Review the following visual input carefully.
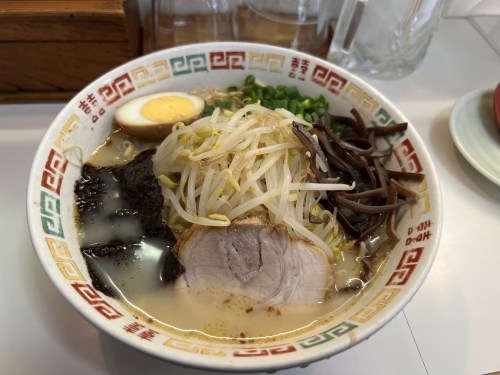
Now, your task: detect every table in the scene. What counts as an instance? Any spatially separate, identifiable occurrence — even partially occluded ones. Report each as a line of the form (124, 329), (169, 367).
(1, 18), (499, 375)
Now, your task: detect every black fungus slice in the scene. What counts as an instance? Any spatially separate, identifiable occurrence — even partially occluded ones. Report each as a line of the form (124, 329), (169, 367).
(300, 109), (423, 241)
(292, 109), (425, 283)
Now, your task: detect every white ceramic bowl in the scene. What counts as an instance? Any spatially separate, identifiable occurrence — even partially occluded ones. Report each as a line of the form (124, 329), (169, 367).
(27, 42), (441, 372)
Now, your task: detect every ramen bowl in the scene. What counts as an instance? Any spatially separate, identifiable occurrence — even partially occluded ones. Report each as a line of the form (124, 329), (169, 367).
(27, 42), (441, 372)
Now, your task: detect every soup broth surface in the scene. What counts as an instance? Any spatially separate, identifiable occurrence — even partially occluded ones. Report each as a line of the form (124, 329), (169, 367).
(80, 128), (382, 344)
(85, 239), (360, 343)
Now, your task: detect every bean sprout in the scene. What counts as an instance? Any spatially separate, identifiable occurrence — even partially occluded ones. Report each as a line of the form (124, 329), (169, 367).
(153, 104), (355, 258)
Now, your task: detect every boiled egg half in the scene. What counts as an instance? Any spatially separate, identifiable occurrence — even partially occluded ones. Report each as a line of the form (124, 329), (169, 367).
(115, 92), (205, 140)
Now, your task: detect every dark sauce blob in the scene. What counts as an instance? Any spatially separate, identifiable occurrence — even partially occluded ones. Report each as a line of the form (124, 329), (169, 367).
(74, 149), (184, 297)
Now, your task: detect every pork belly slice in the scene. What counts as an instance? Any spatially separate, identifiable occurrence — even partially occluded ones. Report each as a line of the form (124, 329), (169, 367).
(173, 217), (334, 306)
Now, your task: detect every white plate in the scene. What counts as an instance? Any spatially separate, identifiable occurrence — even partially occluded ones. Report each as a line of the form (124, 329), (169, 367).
(450, 88), (500, 186)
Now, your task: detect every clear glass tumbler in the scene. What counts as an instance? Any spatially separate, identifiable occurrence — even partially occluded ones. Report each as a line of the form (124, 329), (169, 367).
(151, 0), (238, 51)
(327, 0), (448, 79)
(240, 0), (336, 57)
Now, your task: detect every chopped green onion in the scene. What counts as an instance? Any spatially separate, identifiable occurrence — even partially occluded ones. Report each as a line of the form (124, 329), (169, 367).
(264, 86), (277, 97)
(275, 91), (287, 100)
(203, 104), (215, 116)
(314, 107), (326, 116)
(285, 86), (300, 99)
(330, 122), (345, 133)
(235, 76), (329, 120)
(272, 98), (289, 109)
(296, 103), (305, 116)
(214, 100), (232, 110)
(255, 88), (264, 100)
(245, 74), (256, 85)
(288, 99), (298, 114)
(243, 87), (253, 97)
(261, 99), (272, 108)
(301, 98), (313, 109)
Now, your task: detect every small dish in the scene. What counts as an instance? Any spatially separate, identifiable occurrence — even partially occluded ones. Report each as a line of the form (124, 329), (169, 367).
(450, 88), (500, 186)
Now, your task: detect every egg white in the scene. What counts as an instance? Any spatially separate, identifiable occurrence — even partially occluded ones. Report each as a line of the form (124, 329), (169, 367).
(115, 92), (205, 140)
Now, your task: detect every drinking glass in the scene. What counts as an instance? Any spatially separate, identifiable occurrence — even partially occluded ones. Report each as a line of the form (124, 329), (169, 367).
(327, 0), (448, 79)
(240, 0), (336, 57)
(151, 0), (238, 51)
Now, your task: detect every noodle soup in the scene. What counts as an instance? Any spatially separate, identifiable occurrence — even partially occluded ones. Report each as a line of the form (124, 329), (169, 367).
(29, 42), (440, 371)
(75, 79), (419, 344)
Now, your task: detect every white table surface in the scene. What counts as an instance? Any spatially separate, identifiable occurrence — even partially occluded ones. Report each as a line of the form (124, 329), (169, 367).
(1, 19), (499, 375)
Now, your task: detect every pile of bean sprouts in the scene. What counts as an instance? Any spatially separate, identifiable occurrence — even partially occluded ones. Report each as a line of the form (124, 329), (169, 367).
(152, 104), (355, 258)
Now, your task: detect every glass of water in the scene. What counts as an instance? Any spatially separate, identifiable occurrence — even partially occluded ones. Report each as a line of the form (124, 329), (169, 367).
(151, 0), (238, 51)
(327, 0), (448, 79)
(240, 0), (336, 57)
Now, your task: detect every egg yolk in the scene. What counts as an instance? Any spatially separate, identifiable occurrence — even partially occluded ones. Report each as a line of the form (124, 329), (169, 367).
(141, 96), (194, 122)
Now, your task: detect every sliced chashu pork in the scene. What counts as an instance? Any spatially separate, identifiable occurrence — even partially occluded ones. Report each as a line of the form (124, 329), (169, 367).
(173, 217), (334, 306)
